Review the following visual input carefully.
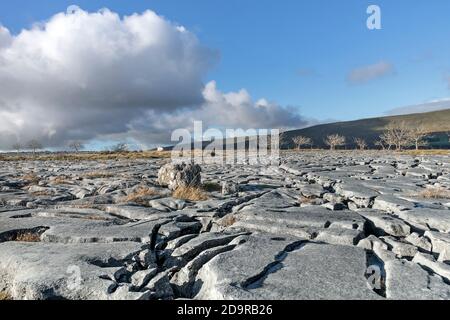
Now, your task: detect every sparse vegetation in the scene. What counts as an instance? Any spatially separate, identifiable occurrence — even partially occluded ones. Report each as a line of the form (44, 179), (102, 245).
(68, 141), (84, 153)
(15, 232), (42, 242)
(324, 134), (346, 150)
(292, 136), (313, 150)
(0, 151), (171, 162)
(21, 172), (41, 185)
(27, 140), (43, 156)
(354, 138), (367, 150)
(172, 185), (208, 201)
(83, 171), (114, 179)
(0, 291), (12, 300)
(218, 214), (238, 227)
(416, 187), (450, 199)
(122, 186), (162, 205)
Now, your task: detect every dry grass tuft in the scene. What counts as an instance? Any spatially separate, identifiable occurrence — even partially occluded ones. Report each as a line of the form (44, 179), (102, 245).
(51, 176), (71, 185)
(122, 186), (162, 205)
(21, 173), (40, 185)
(172, 185), (209, 201)
(299, 195), (318, 204)
(0, 291), (12, 300)
(83, 171), (114, 179)
(15, 232), (42, 242)
(417, 187), (450, 199)
(402, 149), (450, 156)
(218, 215), (238, 227)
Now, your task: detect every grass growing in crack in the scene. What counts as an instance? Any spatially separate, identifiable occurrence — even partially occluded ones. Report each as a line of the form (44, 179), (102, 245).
(218, 215), (238, 227)
(21, 173), (40, 185)
(172, 186), (208, 201)
(416, 187), (450, 199)
(122, 186), (162, 205)
(0, 291), (12, 300)
(51, 176), (71, 185)
(83, 171), (114, 179)
(14, 232), (42, 242)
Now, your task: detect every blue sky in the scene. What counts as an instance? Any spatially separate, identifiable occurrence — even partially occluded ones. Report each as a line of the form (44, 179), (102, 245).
(0, 0), (449, 131)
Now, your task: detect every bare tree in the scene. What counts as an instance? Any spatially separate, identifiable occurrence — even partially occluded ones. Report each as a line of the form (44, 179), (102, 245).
(375, 139), (389, 151)
(379, 121), (416, 151)
(324, 134), (346, 150)
(354, 138), (367, 150)
(406, 125), (428, 150)
(292, 136), (312, 150)
(27, 140), (43, 156)
(12, 143), (22, 154)
(112, 142), (128, 152)
(68, 141), (84, 153)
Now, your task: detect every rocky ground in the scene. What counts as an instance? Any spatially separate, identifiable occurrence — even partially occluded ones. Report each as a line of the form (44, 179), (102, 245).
(1, 151), (450, 300)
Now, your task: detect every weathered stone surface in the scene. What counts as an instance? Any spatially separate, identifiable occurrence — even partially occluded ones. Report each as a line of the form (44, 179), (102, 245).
(358, 210), (411, 237)
(385, 259), (450, 300)
(195, 234), (381, 300)
(1, 152), (450, 300)
(158, 163), (202, 191)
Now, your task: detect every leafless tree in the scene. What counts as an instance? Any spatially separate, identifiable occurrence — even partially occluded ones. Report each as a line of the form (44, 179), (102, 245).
(324, 134), (346, 150)
(406, 125), (428, 150)
(11, 143), (22, 154)
(379, 121), (412, 151)
(292, 136), (312, 150)
(68, 141), (84, 153)
(375, 139), (389, 151)
(27, 140), (43, 156)
(354, 138), (367, 150)
(112, 142), (128, 152)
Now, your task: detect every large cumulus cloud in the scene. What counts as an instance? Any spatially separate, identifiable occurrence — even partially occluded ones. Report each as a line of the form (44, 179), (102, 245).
(0, 7), (306, 150)
(126, 81), (308, 146)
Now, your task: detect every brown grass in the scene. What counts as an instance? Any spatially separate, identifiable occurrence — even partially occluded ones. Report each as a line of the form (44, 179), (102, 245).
(83, 171), (114, 179)
(15, 232), (42, 242)
(416, 187), (450, 199)
(172, 186), (209, 201)
(299, 195), (318, 204)
(0, 151), (171, 162)
(122, 186), (162, 205)
(21, 173), (40, 185)
(51, 176), (71, 185)
(218, 215), (238, 227)
(0, 291), (12, 300)
(402, 149), (450, 156)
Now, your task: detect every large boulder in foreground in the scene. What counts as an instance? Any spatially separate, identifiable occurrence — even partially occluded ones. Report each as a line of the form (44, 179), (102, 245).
(158, 163), (202, 191)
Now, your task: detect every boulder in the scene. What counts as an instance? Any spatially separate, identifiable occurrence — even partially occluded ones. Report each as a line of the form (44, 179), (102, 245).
(157, 163), (202, 191)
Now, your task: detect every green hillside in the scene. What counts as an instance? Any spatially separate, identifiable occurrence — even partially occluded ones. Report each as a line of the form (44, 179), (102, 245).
(283, 109), (450, 149)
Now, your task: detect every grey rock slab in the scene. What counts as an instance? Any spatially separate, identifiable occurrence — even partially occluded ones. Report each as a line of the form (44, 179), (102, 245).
(105, 205), (178, 221)
(380, 236), (418, 258)
(195, 234), (381, 300)
(0, 241), (143, 300)
(424, 231), (450, 254)
(405, 232), (432, 252)
(384, 259), (450, 300)
(413, 252), (450, 282)
(41, 219), (165, 244)
(358, 210), (411, 237)
(397, 208), (450, 233)
(372, 195), (414, 213)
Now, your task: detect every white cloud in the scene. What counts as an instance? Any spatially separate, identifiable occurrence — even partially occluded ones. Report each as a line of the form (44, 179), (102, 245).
(125, 81), (309, 146)
(386, 98), (450, 116)
(0, 8), (216, 149)
(0, 8), (308, 150)
(347, 61), (394, 85)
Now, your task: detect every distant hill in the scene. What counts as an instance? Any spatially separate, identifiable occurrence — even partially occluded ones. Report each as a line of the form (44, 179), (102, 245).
(283, 109), (450, 149)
